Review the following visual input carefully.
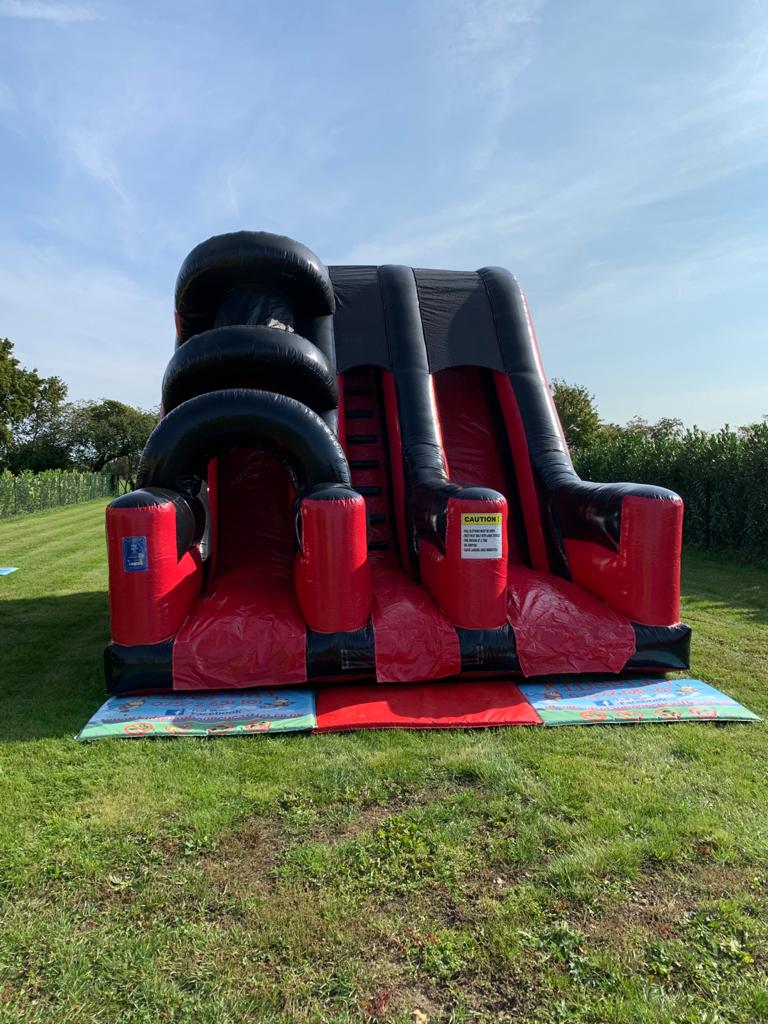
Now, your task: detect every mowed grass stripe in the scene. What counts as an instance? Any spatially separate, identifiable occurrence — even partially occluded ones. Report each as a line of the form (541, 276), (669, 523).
(0, 501), (110, 580)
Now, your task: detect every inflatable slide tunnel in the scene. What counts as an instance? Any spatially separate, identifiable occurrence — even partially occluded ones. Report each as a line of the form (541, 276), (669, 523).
(105, 232), (690, 694)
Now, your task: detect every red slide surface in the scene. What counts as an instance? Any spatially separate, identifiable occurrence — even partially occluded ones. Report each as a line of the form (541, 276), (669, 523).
(343, 367), (461, 683)
(433, 365), (637, 676)
(173, 449), (307, 689)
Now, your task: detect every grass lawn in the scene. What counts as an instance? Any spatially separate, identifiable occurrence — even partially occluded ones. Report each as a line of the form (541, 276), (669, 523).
(0, 499), (766, 1023)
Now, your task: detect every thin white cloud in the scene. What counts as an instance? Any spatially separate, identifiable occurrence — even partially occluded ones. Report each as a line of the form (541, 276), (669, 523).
(439, 0), (544, 64)
(429, 0), (545, 168)
(0, 81), (17, 112)
(544, 230), (768, 330)
(65, 126), (129, 202)
(344, 6), (768, 270)
(0, 0), (96, 22)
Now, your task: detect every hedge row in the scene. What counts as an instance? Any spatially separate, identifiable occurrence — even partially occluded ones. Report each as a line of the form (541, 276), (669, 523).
(0, 470), (116, 519)
(573, 421), (768, 557)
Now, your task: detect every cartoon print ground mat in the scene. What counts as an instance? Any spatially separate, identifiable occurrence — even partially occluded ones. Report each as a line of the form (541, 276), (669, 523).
(78, 678), (759, 739)
(77, 690), (317, 740)
(518, 678), (760, 726)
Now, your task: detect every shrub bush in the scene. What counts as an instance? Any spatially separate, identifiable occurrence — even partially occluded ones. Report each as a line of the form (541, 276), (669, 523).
(573, 421), (768, 557)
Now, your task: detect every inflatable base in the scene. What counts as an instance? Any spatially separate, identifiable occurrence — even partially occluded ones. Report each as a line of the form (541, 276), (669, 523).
(105, 230), (693, 706)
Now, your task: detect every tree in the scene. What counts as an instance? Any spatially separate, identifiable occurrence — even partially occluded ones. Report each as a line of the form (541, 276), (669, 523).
(0, 338), (45, 460)
(624, 415), (685, 440)
(5, 374), (70, 472)
(551, 378), (602, 450)
(66, 400), (157, 490)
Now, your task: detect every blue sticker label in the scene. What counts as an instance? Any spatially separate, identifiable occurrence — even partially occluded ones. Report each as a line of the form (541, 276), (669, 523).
(122, 536), (148, 573)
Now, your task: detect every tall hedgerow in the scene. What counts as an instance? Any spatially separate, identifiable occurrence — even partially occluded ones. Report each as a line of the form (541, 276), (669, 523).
(0, 469), (115, 519)
(574, 420), (768, 557)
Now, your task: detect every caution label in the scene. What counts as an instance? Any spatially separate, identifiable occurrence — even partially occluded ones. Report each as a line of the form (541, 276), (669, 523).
(460, 512), (503, 559)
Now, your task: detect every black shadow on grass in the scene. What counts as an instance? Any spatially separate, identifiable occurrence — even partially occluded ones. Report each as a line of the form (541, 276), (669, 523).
(0, 591), (109, 741)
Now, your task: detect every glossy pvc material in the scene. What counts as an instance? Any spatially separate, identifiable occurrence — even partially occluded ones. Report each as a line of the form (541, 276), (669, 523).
(105, 639), (173, 695)
(175, 231), (335, 343)
(315, 681), (542, 731)
(107, 230), (690, 695)
(172, 448), (307, 689)
(162, 325), (338, 415)
(380, 370), (413, 570)
(138, 388), (350, 498)
(106, 499), (202, 646)
(420, 494), (508, 628)
(172, 569), (307, 689)
(377, 266), (505, 558)
(433, 366), (529, 564)
(493, 372), (551, 572)
(564, 494), (683, 625)
(294, 488), (372, 632)
(506, 565), (636, 676)
(370, 559), (461, 682)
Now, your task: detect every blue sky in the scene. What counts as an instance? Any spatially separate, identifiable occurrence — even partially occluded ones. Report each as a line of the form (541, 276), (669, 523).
(0, 0), (766, 428)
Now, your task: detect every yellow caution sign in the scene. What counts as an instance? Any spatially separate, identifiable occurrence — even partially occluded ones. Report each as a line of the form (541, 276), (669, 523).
(460, 512), (503, 558)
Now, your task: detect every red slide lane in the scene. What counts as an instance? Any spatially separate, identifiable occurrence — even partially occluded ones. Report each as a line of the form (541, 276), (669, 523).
(173, 449), (307, 689)
(432, 367), (637, 676)
(343, 367), (461, 682)
(433, 366), (528, 565)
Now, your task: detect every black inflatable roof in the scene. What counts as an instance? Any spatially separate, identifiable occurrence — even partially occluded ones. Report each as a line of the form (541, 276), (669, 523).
(329, 266), (506, 374)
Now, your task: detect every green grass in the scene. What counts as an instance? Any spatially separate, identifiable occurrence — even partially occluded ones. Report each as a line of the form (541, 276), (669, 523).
(0, 500), (766, 1023)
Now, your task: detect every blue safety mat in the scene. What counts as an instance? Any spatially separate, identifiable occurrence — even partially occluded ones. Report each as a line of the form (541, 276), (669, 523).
(519, 677), (760, 726)
(77, 689), (317, 740)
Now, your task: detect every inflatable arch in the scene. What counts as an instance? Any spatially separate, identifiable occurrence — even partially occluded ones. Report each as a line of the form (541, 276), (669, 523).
(105, 231), (690, 694)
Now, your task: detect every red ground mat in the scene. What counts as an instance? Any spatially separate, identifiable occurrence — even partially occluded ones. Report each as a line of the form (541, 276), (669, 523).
(315, 680), (542, 731)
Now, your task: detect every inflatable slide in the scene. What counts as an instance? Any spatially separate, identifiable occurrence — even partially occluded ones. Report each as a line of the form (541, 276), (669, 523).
(105, 232), (690, 696)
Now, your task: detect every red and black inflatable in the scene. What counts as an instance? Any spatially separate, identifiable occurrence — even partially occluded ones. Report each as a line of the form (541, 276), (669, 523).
(105, 231), (689, 695)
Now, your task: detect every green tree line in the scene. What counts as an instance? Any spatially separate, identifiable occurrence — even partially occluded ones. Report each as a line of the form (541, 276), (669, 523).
(552, 380), (768, 558)
(0, 337), (156, 491)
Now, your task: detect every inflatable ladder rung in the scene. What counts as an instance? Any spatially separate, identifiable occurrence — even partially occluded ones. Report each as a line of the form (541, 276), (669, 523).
(369, 513), (386, 524)
(351, 459), (380, 469)
(347, 409), (374, 419)
(357, 485), (383, 496)
(368, 539), (390, 551)
(344, 384), (373, 396)
(347, 434), (377, 445)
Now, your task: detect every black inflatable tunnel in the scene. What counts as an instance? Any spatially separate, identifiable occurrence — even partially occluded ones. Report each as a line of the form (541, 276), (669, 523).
(174, 231), (336, 344)
(161, 325), (338, 416)
(138, 388), (352, 501)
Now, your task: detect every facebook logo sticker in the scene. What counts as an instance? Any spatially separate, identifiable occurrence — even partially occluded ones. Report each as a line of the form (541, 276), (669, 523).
(122, 536), (148, 572)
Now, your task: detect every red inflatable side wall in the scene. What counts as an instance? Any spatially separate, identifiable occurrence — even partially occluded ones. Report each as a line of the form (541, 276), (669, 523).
(420, 494), (508, 628)
(294, 493), (372, 632)
(564, 494), (683, 625)
(106, 501), (202, 646)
